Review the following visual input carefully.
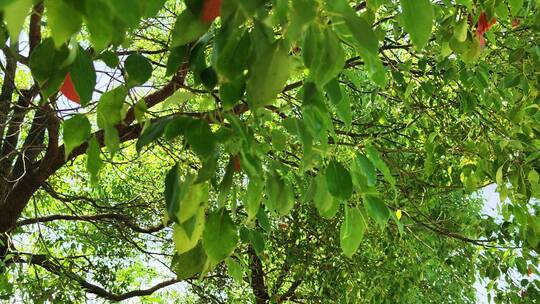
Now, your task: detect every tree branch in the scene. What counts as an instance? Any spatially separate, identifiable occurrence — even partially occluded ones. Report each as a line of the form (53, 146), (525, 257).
(7, 253), (180, 302)
(248, 245), (269, 304)
(15, 213), (165, 234)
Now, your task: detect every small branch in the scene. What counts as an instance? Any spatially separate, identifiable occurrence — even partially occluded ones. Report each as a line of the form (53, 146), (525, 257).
(7, 253), (179, 302)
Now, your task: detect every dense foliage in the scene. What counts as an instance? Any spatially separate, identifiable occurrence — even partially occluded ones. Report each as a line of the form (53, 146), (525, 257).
(0, 0), (539, 303)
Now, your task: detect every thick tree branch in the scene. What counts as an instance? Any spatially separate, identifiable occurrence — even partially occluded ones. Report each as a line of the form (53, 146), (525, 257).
(248, 245), (269, 304)
(29, 1), (44, 53)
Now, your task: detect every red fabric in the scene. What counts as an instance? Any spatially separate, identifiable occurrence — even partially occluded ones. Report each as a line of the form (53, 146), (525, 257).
(476, 12), (496, 47)
(201, 0), (221, 23)
(60, 73), (80, 104)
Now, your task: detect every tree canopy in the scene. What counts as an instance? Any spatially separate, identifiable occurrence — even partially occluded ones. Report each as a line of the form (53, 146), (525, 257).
(0, 0), (539, 303)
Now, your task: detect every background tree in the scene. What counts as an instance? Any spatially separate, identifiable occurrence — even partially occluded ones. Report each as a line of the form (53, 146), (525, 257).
(0, 0), (538, 303)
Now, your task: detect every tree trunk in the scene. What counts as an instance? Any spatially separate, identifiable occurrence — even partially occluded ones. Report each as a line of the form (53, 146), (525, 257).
(248, 246), (269, 304)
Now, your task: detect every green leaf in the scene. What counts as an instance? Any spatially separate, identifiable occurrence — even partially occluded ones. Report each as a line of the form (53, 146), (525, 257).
(2, 0), (32, 43)
(136, 118), (171, 153)
(97, 86), (127, 153)
(195, 153), (219, 184)
(303, 25), (345, 88)
(214, 27), (252, 80)
(84, 0), (113, 51)
(165, 164), (183, 223)
(200, 67), (218, 90)
(351, 152), (377, 188)
(172, 243), (207, 280)
(166, 45), (187, 77)
(286, 0), (317, 40)
(185, 119), (216, 160)
(319, 198), (340, 219)
(340, 205), (366, 258)
(62, 115), (91, 157)
(456, 0), (472, 10)
(226, 257), (243, 283)
(363, 194), (390, 227)
(312, 174), (334, 214)
(202, 209), (239, 263)
(247, 40), (291, 108)
(313, 174), (336, 216)
(346, 11), (381, 53)
(365, 144), (395, 188)
(45, 0), (82, 46)
(143, 0), (167, 17)
(70, 47), (96, 106)
(29, 38), (69, 98)
(134, 99), (147, 124)
(220, 76), (246, 109)
(509, 0), (524, 15)
(328, 1), (378, 56)
(125, 54), (152, 86)
(86, 136), (102, 184)
(245, 178), (263, 222)
(248, 229), (265, 256)
(98, 50), (119, 68)
(454, 19), (468, 43)
(97, 86), (127, 130)
(325, 160), (353, 200)
(400, 0), (433, 50)
(170, 9), (210, 47)
(265, 170), (295, 216)
(325, 79), (352, 129)
(106, 0), (142, 28)
(103, 126), (120, 154)
(176, 182), (207, 224)
(173, 206), (205, 253)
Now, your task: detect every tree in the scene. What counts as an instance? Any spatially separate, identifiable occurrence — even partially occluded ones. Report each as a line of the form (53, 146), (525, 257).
(0, 0), (539, 302)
